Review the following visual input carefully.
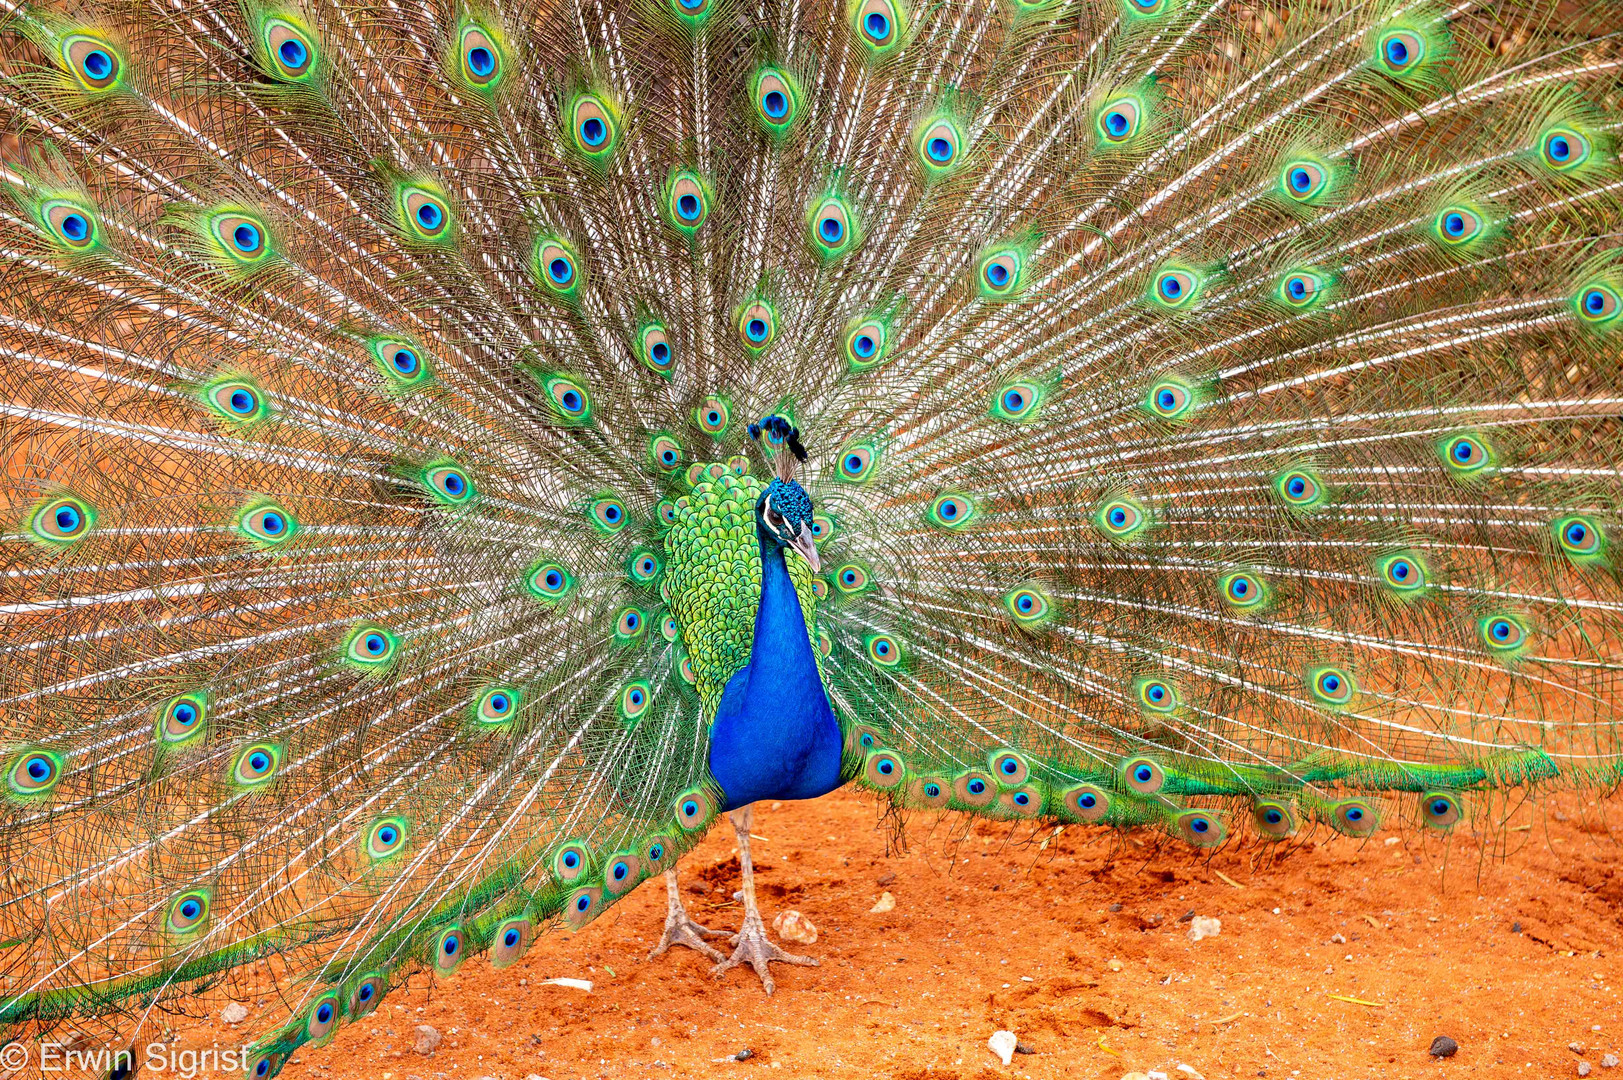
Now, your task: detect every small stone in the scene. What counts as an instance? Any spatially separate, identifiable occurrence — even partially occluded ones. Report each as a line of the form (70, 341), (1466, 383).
(220, 1002), (249, 1024)
(1108, 903), (1123, 912)
(1512, 922), (1523, 933)
(772, 910), (818, 945)
(988, 1030), (1018, 1066)
(1015, 1041), (1036, 1055)
(1428, 1035), (1459, 1058)
(734, 1049), (753, 1061)
(869, 891), (896, 914)
(1177, 910), (1196, 923)
(1187, 915), (1221, 942)
(1108, 958), (1124, 972)
(877, 872), (896, 886)
(1575, 1044), (1589, 1055)
(413, 1024), (442, 1056)
(1579, 1064), (1592, 1077)
(1603, 1053), (1619, 1068)
(1331, 933), (1346, 944)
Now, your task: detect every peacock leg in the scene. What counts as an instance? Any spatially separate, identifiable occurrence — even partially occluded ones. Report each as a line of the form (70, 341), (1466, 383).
(646, 870), (729, 963)
(712, 804), (817, 994)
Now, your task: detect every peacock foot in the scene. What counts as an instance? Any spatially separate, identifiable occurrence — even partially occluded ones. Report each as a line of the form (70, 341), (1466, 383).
(647, 870), (729, 964)
(648, 907), (728, 963)
(712, 907), (817, 994)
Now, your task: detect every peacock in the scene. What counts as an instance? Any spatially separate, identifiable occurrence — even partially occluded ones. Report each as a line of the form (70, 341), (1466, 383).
(1, 0), (1620, 1070)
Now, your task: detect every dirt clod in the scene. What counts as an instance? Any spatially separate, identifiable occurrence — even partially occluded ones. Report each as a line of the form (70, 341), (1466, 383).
(1429, 1035), (1459, 1058)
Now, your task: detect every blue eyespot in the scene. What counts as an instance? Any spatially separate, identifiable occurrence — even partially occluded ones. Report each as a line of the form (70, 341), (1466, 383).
(416, 202), (442, 230)
(83, 49), (113, 80)
(467, 46), (495, 76)
(1391, 560), (1410, 580)
(986, 262), (1010, 287)
(581, 117), (606, 146)
(548, 258), (573, 285)
(1190, 817), (1210, 834)
(54, 505), (81, 533)
(1104, 111), (1129, 137)
(649, 843), (664, 859)
(378, 826), (398, 844)
(683, 799), (698, 817)
(819, 216), (844, 243)
(1265, 809), (1282, 824)
(967, 778), (986, 795)
(1134, 764), (1153, 783)
(924, 782), (941, 798)
(613, 861), (629, 881)
(358, 984), (374, 1002)
(180, 899), (200, 919)
(280, 38), (307, 68)
(316, 1002), (333, 1023)
(853, 333), (876, 358)
(172, 703), (198, 726)
(364, 633), (385, 654)
(878, 758), (895, 775)
(60, 213), (88, 241)
(1345, 806), (1364, 822)
(250, 752), (269, 771)
(763, 90), (787, 118)
(1385, 38), (1407, 65)
(677, 193), (700, 220)
(443, 937), (458, 955)
(563, 850), (580, 868)
(865, 11), (889, 37)
(1290, 167), (1312, 193)
(928, 137), (952, 162)
(232, 223), (260, 252)
(391, 348), (418, 374)
(575, 894), (591, 912)
(747, 318), (768, 342)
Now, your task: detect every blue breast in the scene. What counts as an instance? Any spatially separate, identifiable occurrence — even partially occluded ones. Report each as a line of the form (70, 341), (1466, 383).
(706, 538), (844, 810)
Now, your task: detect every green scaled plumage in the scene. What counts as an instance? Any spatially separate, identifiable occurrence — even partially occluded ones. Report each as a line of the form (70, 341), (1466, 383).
(1, 0), (1621, 1069)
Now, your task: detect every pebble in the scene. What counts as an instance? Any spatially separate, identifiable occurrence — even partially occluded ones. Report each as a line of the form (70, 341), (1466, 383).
(220, 1002), (248, 1024)
(877, 872), (896, 886)
(869, 891), (896, 914)
(1579, 1064), (1592, 1077)
(1177, 910), (1196, 923)
(1428, 1035), (1459, 1059)
(1108, 903), (1123, 912)
(988, 1030), (1018, 1066)
(1603, 1053), (1619, 1068)
(734, 1049), (753, 1061)
(1573, 1043), (1588, 1055)
(1331, 933), (1346, 944)
(772, 910), (818, 944)
(1186, 916), (1221, 943)
(413, 1024), (442, 1056)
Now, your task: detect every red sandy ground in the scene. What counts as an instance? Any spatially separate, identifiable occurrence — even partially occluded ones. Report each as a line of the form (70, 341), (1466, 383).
(254, 787), (1619, 1080)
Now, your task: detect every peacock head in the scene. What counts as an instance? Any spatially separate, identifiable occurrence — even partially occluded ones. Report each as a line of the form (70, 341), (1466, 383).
(750, 415), (820, 573)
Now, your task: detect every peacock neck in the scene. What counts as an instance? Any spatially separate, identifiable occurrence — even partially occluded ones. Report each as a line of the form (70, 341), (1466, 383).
(703, 524), (844, 810)
(748, 528), (822, 695)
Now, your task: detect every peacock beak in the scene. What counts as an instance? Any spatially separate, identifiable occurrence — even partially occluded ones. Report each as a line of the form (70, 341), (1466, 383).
(786, 527), (821, 573)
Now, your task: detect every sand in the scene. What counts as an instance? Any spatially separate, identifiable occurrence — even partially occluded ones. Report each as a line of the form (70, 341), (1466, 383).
(248, 786), (1621, 1079)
